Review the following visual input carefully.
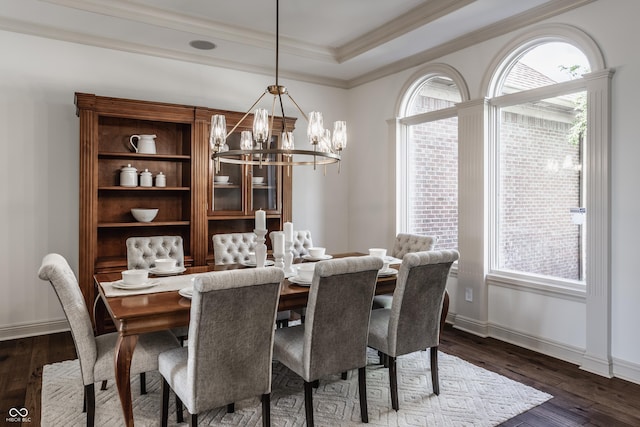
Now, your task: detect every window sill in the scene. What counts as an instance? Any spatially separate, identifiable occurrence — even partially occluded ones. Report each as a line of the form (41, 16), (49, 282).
(486, 271), (586, 302)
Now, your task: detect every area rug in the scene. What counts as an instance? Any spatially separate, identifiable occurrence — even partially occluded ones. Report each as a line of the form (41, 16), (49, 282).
(41, 349), (551, 426)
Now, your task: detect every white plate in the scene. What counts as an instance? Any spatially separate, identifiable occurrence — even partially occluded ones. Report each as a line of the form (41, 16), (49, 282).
(288, 276), (312, 286)
(302, 254), (333, 261)
(178, 287), (193, 299)
(149, 266), (186, 276)
(377, 268), (399, 277)
(112, 280), (159, 290)
(241, 260), (275, 267)
(384, 256), (402, 264)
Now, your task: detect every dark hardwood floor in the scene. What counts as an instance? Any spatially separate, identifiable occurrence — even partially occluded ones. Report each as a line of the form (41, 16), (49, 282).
(1, 326), (639, 426)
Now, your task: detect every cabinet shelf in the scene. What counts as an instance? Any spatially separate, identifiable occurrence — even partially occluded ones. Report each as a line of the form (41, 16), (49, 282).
(98, 221), (190, 228)
(98, 186), (190, 191)
(98, 152), (190, 161)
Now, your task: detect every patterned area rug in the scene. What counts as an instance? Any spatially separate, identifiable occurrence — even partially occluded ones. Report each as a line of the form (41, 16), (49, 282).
(41, 349), (551, 426)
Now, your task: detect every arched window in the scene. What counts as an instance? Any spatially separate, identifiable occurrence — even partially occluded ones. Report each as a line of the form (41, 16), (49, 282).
(484, 24), (609, 291)
(397, 65), (468, 249)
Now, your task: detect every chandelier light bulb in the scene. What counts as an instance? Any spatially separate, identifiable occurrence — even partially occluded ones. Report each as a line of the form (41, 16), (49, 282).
(240, 130), (253, 150)
(253, 108), (269, 143)
(332, 121), (347, 151)
(210, 114), (226, 151)
(307, 111), (324, 145)
(281, 131), (295, 150)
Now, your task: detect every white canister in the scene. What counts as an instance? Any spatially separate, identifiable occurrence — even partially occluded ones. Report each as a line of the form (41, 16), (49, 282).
(120, 164), (138, 187)
(155, 172), (166, 187)
(139, 169), (153, 187)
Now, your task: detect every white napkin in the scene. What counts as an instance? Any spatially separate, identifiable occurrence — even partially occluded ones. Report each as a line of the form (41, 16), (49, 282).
(102, 273), (203, 297)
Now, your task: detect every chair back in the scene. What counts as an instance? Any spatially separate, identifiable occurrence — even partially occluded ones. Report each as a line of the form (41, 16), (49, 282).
(126, 236), (184, 269)
(188, 268), (283, 409)
(212, 232), (257, 264)
(389, 250), (458, 356)
(292, 230), (313, 257)
(391, 233), (438, 259)
(38, 253), (97, 385)
(303, 256), (383, 380)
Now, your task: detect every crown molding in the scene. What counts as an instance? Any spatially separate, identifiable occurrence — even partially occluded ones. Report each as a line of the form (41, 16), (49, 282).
(42, 0), (335, 62)
(335, 0), (475, 63)
(346, 0), (596, 88)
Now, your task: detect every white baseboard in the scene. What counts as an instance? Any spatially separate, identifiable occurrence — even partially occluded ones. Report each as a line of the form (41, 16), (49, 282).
(0, 318), (69, 341)
(612, 356), (640, 385)
(451, 314), (489, 337)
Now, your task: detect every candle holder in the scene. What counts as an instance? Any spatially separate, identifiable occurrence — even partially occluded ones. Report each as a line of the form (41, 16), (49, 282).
(284, 240), (296, 276)
(273, 245), (284, 270)
(254, 228), (268, 268)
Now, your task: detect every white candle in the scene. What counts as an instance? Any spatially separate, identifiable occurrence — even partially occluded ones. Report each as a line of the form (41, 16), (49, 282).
(284, 222), (293, 242)
(273, 231), (285, 255)
(255, 209), (266, 230)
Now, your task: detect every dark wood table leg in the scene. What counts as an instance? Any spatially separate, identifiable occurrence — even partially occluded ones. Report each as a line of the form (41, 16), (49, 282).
(440, 290), (450, 335)
(114, 334), (138, 427)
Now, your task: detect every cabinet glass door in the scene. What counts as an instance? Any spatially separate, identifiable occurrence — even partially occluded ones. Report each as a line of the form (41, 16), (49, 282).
(251, 136), (279, 212)
(212, 133), (243, 212)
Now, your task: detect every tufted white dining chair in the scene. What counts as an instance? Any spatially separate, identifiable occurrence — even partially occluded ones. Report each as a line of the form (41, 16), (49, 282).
(212, 232), (257, 265)
(159, 267), (283, 427)
(273, 256), (383, 427)
(126, 235), (185, 269)
(368, 249), (458, 410)
(126, 236), (188, 344)
(372, 233), (438, 309)
(38, 253), (181, 427)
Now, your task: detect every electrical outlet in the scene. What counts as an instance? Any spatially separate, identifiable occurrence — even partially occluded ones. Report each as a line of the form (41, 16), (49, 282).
(465, 288), (473, 302)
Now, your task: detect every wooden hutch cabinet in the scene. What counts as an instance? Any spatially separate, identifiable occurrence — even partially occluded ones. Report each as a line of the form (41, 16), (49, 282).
(76, 93), (293, 313)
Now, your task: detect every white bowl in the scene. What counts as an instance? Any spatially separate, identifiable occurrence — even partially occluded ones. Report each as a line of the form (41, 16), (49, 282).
(368, 248), (387, 259)
(131, 208), (158, 222)
(121, 269), (148, 285)
(252, 176), (264, 185)
(308, 247), (326, 258)
(154, 258), (177, 271)
(214, 175), (229, 183)
(295, 263), (316, 282)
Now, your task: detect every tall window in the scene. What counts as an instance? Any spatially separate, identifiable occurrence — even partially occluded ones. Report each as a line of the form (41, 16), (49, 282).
(491, 42), (590, 283)
(399, 73), (463, 250)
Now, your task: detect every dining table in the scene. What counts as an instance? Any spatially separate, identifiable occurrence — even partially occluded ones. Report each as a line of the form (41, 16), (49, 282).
(93, 252), (448, 426)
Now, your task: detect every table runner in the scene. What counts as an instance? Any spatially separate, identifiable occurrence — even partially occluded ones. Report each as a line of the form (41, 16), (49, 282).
(101, 272), (206, 297)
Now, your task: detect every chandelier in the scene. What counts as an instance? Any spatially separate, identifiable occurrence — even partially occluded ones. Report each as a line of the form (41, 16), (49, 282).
(209, 0), (346, 169)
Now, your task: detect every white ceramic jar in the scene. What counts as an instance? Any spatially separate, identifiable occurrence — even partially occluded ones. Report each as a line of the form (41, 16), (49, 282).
(155, 171), (166, 187)
(120, 164), (138, 187)
(139, 169), (153, 187)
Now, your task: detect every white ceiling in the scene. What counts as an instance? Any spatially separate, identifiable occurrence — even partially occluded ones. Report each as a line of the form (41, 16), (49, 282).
(0, 0), (595, 88)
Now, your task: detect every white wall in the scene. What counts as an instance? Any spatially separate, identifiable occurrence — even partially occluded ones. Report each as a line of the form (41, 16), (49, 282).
(0, 30), (349, 338)
(348, 0), (640, 383)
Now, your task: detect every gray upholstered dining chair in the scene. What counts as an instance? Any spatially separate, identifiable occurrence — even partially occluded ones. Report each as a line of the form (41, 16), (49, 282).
(158, 267), (284, 427)
(126, 235), (185, 269)
(38, 253), (181, 427)
(372, 233), (438, 309)
(367, 249), (458, 410)
(272, 256), (383, 427)
(215, 231), (290, 328)
(126, 236), (188, 343)
(212, 232), (257, 265)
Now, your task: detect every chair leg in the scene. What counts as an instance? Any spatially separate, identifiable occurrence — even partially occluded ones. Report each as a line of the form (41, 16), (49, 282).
(84, 384), (95, 427)
(140, 372), (147, 395)
(176, 394), (184, 423)
(358, 367), (369, 423)
(389, 356), (399, 411)
(304, 381), (315, 427)
(341, 371), (348, 380)
(312, 379), (319, 388)
(227, 403), (235, 413)
(100, 380), (108, 390)
(430, 346), (440, 395)
(160, 378), (169, 427)
(261, 393), (271, 427)
(188, 413), (198, 427)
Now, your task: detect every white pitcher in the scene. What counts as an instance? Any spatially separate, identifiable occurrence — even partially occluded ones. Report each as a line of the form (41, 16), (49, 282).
(129, 134), (157, 154)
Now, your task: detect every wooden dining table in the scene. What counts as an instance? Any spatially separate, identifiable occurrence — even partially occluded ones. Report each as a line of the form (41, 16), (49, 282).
(93, 252), (448, 426)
